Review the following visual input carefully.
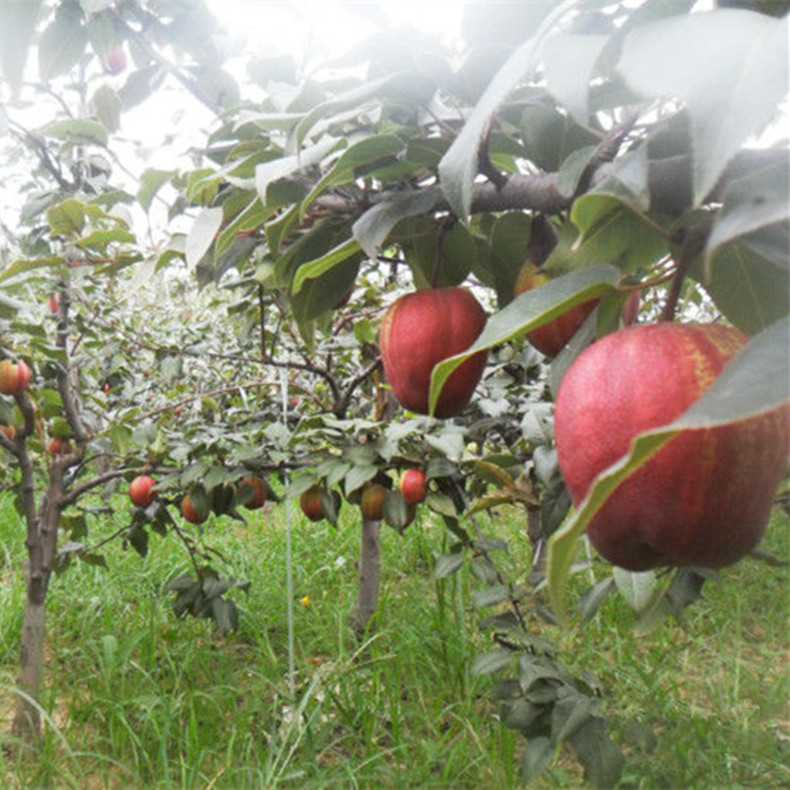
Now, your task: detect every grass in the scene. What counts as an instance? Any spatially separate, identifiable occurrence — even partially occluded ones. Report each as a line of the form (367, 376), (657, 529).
(0, 491), (788, 788)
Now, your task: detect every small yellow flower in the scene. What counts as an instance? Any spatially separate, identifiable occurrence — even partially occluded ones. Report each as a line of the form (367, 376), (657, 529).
(299, 595), (309, 607)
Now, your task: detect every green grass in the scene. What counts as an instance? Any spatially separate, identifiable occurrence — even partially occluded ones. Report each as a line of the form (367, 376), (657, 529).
(0, 492), (788, 788)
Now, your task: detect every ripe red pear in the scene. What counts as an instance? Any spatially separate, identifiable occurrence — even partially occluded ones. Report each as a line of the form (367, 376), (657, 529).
(380, 287), (488, 418)
(0, 359), (32, 395)
(48, 437), (72, 455)
(106, 45), (127, 75)
(514, 263), (599, 357)
(181, 494), (207, 525)
(239, 476), (267, 510)
(400, 468), (427, 505)
(1, 424), (16, 441)
(129, 475), (157, 508)
(299, 485), (325, 522)
(555, 322), (790, 571)
(360, 483), (388, 521)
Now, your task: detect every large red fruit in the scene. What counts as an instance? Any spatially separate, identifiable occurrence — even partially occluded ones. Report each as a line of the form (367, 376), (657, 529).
(380, 287), (487, 418)
(129, 475), (157, 508)
(299, 486), (325, 522)
(0, 359), (32, 395)
(239, 476), (267, 510)
(555, 322), (790, 571)
(360, 483), (387, 521)
(181, 494), (207, 525)
(400, 468), (427, 505)
(514, 263), (599, 357)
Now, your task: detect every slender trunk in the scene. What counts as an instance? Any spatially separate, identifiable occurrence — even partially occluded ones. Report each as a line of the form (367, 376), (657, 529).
(352, 518), (381, 635)
(12, 465), (63, 743)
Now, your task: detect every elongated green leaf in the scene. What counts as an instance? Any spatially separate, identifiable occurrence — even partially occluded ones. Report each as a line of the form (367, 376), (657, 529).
(290, 72), (435, 152)
(299, 135), (404, 219)
(352, 187), (441, 258)
(429, 264), (620, 416)
(186, 207), (223, 269)
(40, 118), (108, 146)
(291, 237), (360, 296)
(38, 0), (86, 81)
(0, 0), (42, 95)
(438, 0), (576, 220)
(541, 33), (608, 126)
(613, 568), (657, 614)
(619, 9), (789, 204)
(255, 136), (343, 205)
(547, 316), (790, 619)
(705, 162), (789, 271)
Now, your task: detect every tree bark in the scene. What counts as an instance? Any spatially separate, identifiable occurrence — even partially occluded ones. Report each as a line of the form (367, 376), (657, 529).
(352, 518), (381, 635)
(12, 466), (63, 743)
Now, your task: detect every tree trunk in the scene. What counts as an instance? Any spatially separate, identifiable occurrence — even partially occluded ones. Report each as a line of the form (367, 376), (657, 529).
(352, 518), (380, 635)
(12, 470), (62, 744)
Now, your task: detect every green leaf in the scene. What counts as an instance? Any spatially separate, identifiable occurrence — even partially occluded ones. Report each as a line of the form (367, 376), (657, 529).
(471, 649), (515, 676)
(429, 264), (620, 416)
(472, 585), (511, 608)
(520, 104), (600, 173)
(185, 207), (223, 269)
(570, 194), (668, 272)
(705, 163), (789, 271)
(299, 134), (403, 219)
(40, 118), (108, 147)
(352, 187), (441, 259)
(291, 237), (360, 296)
(434, 552), (465, 579)
(578, 577), (615, 622)
(38, 0), (87, 81)
(521, 736), (556, 786)
(290, 72), (435, 151)
(138, 169), (176, 212)
(255, 136), (343, 205)
(90, 84), (121, 133)
(612, 568), (658, 614)
(0, 0), (42, 95)
(47, 199), (86, 237)
(568, 717), (624, 789)
(692, 233), (790, 335)
(541, 33), (609, 126)
(438, 0), (575, 219)
(547, 317), (790, 618)
(618, 9), (789, 204)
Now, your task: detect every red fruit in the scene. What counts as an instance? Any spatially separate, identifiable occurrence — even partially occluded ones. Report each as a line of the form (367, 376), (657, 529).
(555, 322), (790, 571)
(48, 438), (72, 455)
(380, 287), (488, 418)
(48, 295), (59, 315)
(514, 263), (599, 358)
(400, 468), (427, 505)
(239, 476), (267, 510)
(0, 359), (32, 396)
(299, 486), (325, 522)
(1, 424), (16, 441)
(360, 483), (387, 521)
(106, 45), (127, 75)
(129, 475), (157, 508)
(181, 494), (207, 525)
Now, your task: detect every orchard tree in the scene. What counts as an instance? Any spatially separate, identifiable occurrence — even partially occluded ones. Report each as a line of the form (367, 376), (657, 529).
(1, 0), (788, 784)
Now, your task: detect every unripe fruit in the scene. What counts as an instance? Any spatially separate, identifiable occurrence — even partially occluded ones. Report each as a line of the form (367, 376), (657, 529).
(400, 468), (427, 505)
(181, 494), (207, 525)
(239, 476), (267, 510)
(48, 438), (72, 455)
(299, 485), (325, 522)
(129, 475), (157, 508)
(0, 359), (32, 395)
(380, 287), (488, 418)
(360, 483), (387, 521)
(514, 263), (599, 357)
(555, 322), (790, 571)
